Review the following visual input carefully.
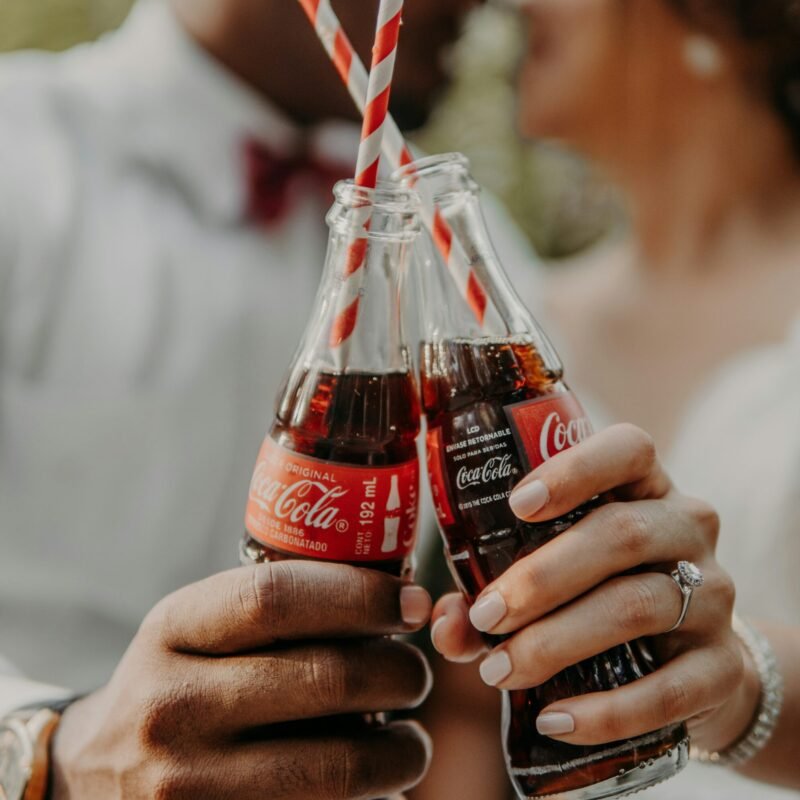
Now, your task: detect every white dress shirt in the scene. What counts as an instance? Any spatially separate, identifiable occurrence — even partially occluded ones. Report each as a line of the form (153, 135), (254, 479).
(0, 0), (537, 712)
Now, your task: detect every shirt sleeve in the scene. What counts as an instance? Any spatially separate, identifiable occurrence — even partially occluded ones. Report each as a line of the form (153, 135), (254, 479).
(0, 57), (80, 718)
(0, 64), (77, 355)
(0, 658), (73, 716)
(0, 134), (20, 315)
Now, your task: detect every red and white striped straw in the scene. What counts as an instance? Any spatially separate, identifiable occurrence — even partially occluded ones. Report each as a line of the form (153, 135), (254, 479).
(354, 0), (403, 189)
(297, 0), (488, 333)
(327, 0), (404, 350)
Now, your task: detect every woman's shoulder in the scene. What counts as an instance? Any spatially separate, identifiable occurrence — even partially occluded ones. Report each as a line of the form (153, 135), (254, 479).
(682, 316), (800, 424)
(670, 314), (800, 502)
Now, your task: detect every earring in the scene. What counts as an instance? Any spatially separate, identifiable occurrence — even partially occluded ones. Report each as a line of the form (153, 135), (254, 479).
(683, 34), (725, 79)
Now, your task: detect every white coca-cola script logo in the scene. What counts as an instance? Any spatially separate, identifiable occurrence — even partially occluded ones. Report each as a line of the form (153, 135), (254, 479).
(456, 454), (514, 490)
(249, 464), (348, 529)
(539, 412), (592, 461)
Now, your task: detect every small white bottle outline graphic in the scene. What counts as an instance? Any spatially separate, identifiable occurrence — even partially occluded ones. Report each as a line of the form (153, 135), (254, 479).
(381, 475), (402, 553)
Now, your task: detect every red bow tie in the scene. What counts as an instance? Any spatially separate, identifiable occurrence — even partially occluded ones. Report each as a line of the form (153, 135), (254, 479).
(244, 138), (351, 227)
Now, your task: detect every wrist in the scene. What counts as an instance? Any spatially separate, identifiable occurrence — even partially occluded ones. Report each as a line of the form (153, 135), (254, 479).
(47, 692), (97, 800)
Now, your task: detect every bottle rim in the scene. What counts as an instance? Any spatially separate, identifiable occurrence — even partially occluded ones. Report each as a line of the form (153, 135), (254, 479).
(329, 180), (421, 241)
(332, 180), (420, 214)
(391, 152), (480, 201)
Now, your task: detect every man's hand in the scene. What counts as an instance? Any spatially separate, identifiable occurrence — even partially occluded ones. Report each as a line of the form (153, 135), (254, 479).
(50, 562), (433, 799)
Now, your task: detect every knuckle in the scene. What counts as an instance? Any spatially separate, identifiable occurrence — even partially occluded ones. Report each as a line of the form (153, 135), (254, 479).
(308, 648), (354, 711)
(686, 498), (721, 547)
(698, 569), (736, 626)
(660, 677), (692, 723)
(619, 424), (657, 474)
(566, 448), (595, 487)
(607, 505), (651, 559)
(595, 703), (626, 743)
(140, 596), (178, 649)
(138, 686), (198, 752)
(719, 642), (745, 694)
(714, 644), (745, 698)
(544, 448), (593, 498)
(240, 563), (279, 629)
(611, 578), (660, 636)
(509, 555), (549, 609)
(513, 628), (553, 685)
(322, 740), (376, 800)
(348, 569), (374, 627)
(258, 753), (308, 798)
(151, 770), (194, 800)
(715, 569), (737, 613)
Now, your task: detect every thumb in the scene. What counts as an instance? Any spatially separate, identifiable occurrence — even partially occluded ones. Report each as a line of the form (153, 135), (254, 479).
(430, 593), (487, 663)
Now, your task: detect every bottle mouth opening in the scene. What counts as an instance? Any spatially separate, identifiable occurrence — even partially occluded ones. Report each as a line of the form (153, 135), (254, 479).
(392, 152), (470, 181)
(391, 153), (479, 201)
(333, 180), (420, 214)
(329, 180), (421, 241)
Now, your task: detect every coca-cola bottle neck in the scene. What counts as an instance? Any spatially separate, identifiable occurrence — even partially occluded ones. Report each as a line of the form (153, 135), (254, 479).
(395, 153), (562, 376)
(292, 181), (421, 376)
(243, 181), (423, 577)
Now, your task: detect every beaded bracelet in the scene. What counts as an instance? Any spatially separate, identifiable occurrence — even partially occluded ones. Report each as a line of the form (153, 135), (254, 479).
(692, 616), (784, 767)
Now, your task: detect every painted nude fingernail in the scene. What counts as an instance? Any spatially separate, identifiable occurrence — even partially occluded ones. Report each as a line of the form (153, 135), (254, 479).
(509, 480), (549, 520)
(400, 586), (431, 626)
(430, 616), (448, 654)
(469, 591), (508, 632)
(536, 712), (575, 737)
(479, 650), (513, 687)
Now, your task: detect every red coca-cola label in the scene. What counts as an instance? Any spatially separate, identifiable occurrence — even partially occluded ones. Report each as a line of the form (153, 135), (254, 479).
(245, 437), (419, 562)
(505, 392), (593, 472)
(425, 391), (591, 530)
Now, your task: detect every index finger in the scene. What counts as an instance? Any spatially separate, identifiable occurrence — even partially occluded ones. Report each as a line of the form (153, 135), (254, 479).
(509, 423), (673, 523)
(145, 562), (431, 655)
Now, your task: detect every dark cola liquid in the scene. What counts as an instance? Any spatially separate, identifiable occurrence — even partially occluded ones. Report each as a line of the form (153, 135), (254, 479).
(242, 369), (421, 578)
(421, 338), (687, 799)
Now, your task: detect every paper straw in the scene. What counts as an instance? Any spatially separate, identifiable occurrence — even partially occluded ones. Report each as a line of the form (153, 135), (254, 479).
(354, 0), (403, 189)
(297, 0), (488, 328)
(326, 0), (404, 351)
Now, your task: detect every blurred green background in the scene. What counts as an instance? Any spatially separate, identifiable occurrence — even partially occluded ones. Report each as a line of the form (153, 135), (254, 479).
(0, 0), (617, 257)
(0, 0), (133, 53)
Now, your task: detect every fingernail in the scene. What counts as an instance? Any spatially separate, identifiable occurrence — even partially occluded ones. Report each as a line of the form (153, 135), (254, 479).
(430, 616), (448, 654)
(536, 712), (575, 737)
(400, 586), (431, 626)
(469, 591), (507, 632)
(509, 479), (549, 519)
(407, 720), (434, 763)
(479, 650), (512, 686)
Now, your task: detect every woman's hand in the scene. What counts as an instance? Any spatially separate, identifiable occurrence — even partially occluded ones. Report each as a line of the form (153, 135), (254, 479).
(431, 423), (760, 752)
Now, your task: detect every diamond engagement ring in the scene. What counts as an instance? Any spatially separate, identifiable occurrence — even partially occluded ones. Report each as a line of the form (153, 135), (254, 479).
(665, 561), (705, 633)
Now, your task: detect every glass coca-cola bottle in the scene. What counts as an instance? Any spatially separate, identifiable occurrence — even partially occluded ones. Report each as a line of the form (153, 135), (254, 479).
(397, 154), (689, 799)
(241, 182), (422, 579)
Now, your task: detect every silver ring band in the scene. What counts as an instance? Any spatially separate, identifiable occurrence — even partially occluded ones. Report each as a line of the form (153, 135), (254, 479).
(665, 561), (704, 634)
